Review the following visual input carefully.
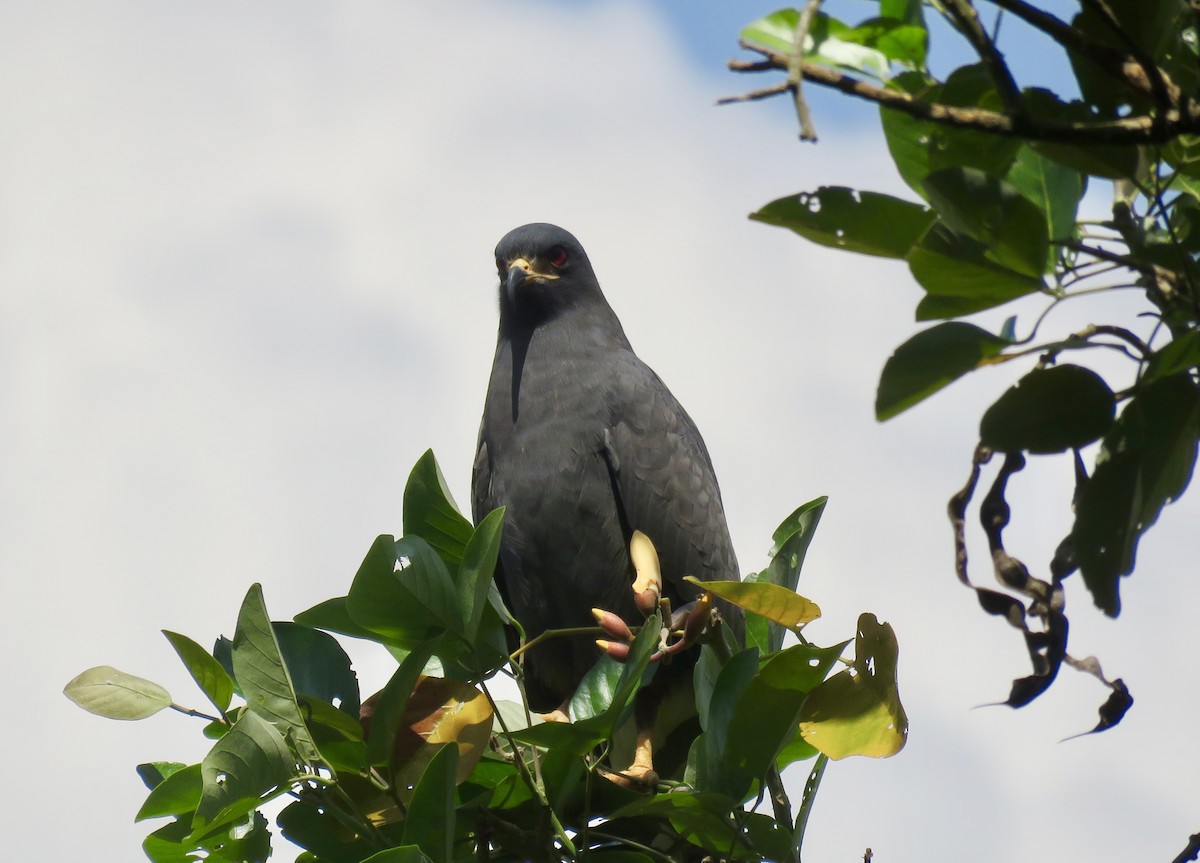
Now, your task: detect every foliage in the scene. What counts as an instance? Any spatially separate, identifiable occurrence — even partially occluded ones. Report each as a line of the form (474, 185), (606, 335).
(65, 452), (905, 863)
(727, 0), (1200, 729)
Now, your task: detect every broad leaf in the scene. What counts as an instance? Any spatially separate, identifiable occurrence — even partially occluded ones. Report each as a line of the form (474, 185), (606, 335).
(402, 744), (458, 863)
(64, 666), (172, 720)
(363, 641), (437, 766)
(273, 622), (360, 716)
(1144, 330), (1200, 383)
(686, 577), (820, 627)
(980, 364), (1115, 454)
(758, 497), (827, 652)
(192, 710), (298, 836)
(877, 321), (1012, 420)
(752, 187), (934, 259)
(346, 534), (460, 649)
(231, 584), (325, 769)
(1074, 374), (1200, 615)
(1004, 145), (1085, 244)
(457, 507), (505, 641)
(403, 449), (474, 568)
(293, 596), (382, 643)
(163, 631), (235, 715)
(923, 167), (1050, 276)
(907, 221), (1045, 319)
(799, 614), (907, 759)
(136, 763), (203, 821)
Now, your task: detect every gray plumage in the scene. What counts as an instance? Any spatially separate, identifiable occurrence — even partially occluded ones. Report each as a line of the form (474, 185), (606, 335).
(472, 223), (740, 712)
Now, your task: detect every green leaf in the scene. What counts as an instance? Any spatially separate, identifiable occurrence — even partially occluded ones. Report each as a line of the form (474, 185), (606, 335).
(163, 631), (235, 715)
(980, 364), (1116, 454)
(1144, 331), (1200, 383)
(278, 800), (378, 863)
(458, 507), (505, 639)
(751, 187), (934, 259)
(881, 0), (926, 28)
(361, 849), (432, 863)
(741, 10), (891, 79)
(137, 762), (189, 791)
(231, 583), (326, 770)
(686, 577), (820, 627)
(272, 622), (360, 717)
(1021, 90), (1140, 179)
(136, 763), (203, 821)
(907, 221), (1045, 319)
(364, 641), (436, 766)
(692, 648), (759, 798)
(402, 744), (458, 863)
(1004, 146), (1085, 244)
(569, 655), (624, 722)
(841, 17), (927, 69)
(877, 321), (1012, 420)
(404, 449), (474, 568)
(882, 67), (1020, 200)
(799, 614), (907, 759)
(1074, 374), (1200, 615)
(758, 497), (827, 653)
(738, 573), (772, 656)
(193, 710), (298, 836)
(610, 792), (749, 857)
(293, 596), (382, 642)
(923, 167), (1050, 276)
(63, 666), (172, 720)
(346, 535), (454, 649)
(720, 643), (845, 797)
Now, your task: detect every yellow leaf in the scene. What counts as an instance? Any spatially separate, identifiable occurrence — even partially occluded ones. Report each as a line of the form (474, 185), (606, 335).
(685, 577), (820, 627)
(798, 613), (907, 759)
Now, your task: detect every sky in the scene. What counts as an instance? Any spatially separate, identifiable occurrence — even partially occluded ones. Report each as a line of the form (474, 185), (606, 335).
(3, 2), (1197, 861)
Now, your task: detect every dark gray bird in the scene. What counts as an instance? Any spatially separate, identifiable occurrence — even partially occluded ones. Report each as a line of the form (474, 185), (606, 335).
(472, 223), (741, 783)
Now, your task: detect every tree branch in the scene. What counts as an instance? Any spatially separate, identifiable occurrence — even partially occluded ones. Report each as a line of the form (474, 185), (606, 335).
(943, 0), (1022, 113)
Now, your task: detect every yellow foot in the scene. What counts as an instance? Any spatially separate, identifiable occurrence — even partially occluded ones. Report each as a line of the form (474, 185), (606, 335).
(599, 763), (659, 792)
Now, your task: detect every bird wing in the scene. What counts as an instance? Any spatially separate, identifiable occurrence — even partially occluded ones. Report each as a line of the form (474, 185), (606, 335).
(602, 352), (740, 606)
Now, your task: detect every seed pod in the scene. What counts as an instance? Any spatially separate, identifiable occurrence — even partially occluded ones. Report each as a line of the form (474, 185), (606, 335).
(680, 593), (713, 648)
(592, 608), (634, 642)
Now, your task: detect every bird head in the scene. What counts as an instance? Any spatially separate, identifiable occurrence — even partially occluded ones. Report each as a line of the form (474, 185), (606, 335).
(494, 223), (602, 324)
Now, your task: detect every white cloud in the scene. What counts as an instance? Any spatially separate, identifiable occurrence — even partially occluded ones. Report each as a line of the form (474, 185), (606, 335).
(3, 2), (1196, 861)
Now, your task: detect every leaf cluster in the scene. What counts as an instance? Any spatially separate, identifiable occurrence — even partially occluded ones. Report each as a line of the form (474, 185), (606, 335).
(733, 1), (1200, 727)
(65, 451), (906, 863)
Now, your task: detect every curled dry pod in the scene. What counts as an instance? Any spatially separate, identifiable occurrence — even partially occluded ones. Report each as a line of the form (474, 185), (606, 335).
(592, 608), (634, 642)
(597, 639), (631, 662)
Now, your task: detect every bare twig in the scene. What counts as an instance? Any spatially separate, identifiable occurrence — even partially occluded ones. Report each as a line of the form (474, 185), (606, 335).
(943, 0), (1021, 113)
(1171, 831), (1200, 863)
(790, 0), (822, 141)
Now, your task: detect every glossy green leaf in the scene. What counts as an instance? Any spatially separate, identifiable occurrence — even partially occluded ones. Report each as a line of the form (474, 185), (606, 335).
(403, 449), (474, 568)
(738, 573), (772, 656)
(841, 17), (927, 69)
(751, 187), (934, 259)
(741, 10), (891, 79)
(882, 67), (1020, 200)
(923, 167), (1050, 276)
(569, 655), (624, 723)
(192, 710), (297, 836)
(63, 666), (172, 720)
(877, 321), (1012, 420)
(402, 743), (458, 863)
(758, 497), (827, 652)
(137, 762), (189, 791)
(136, 763), (202, 821)
(908, 221), (1045, 319)
(1004, 146), (1085, 244)
(980, 365), (1116, 454)
(1074, 374), (1200, 615)
(293, 596), (382, 642)
(458, 507), (505, 639)
(1144, 331), (1200, 383)
(231, 584), (325, 769)
(361, 848), (432, 863)
(686, 577), (820, 627)
(881, 0), (926, 28)
(346, 534), (459, 649)
(692, 648), (759, 796)
(273, 622), (360, 717)
(365, 641), (436, 766)
(799, 614), (908, 759)
(162, 631), (235, 715)
(610, 792), (748, 857)
(714, 644), (844, 801)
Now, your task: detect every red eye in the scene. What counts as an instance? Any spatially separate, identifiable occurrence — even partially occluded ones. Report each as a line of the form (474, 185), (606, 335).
(549, 246), (568, 267)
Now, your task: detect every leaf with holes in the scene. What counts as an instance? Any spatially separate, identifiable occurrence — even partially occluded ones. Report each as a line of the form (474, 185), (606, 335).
(752, 187), (934, 259)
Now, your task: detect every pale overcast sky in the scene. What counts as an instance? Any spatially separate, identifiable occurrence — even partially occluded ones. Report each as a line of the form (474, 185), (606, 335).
(3, 3), (1196, 861)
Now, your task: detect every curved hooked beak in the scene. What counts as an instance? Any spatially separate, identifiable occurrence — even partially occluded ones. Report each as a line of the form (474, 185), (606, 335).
(505, 257), (558, 305)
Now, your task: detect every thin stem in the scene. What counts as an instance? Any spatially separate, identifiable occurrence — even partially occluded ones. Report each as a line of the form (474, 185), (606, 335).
(168, 703), (223, 723)
(509, 626), (610, 662)
(793, 754), (829, 863)
(789, 0), (822, 141)
(586, 831), (679, 863)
